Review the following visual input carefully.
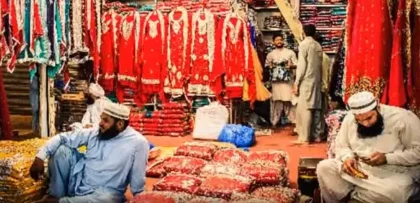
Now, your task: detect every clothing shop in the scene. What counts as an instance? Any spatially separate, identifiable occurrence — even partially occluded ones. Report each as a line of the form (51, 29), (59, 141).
(0, 0), (420, 202)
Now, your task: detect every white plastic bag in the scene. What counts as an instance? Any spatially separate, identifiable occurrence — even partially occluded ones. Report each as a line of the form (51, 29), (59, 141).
(192, 102), (229, 140)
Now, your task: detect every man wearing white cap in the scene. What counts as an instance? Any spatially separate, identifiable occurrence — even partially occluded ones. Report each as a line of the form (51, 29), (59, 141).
(70, 83), (109, 130)
(29, 101), (149, 203)
(316, 91), (420, 203)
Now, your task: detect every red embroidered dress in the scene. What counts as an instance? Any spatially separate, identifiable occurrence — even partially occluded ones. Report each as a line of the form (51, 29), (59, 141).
(188, 9), (217, 97)
(7, 0), (24, 72)
(116, 11), (139, 102)
(0, 0), (10, 62)
(164, 7), (191, 97)
(344, 0), (393, 101)
(214, 13), (253, 99)
(408, 1), (420, 115)
(100, 10), (116, 92)
(136, 10), (166, 105)
(84, 0), (100, 80)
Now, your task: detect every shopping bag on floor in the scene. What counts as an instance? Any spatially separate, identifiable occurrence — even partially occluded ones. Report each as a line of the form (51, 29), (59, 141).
(192, 102), (229, 140)
(218, 124), (255, 148)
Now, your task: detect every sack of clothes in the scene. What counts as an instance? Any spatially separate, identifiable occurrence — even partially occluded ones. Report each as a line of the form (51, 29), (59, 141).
(0, 139), (48, 203)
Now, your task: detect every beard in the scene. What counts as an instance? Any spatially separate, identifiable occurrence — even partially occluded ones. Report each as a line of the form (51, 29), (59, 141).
(275, 44), (284, 48)
(357, 112), (384, 139)
(86, 97), (95, 105)
(98, 124), (120, 140)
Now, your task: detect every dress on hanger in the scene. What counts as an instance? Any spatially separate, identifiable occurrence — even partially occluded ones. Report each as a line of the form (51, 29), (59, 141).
(344, 0), (393, 101)
(164, 7), (191, 97)
(188, 8), (217, 97)
(0, 67), (12, 140)
(135, 10), (166, 106)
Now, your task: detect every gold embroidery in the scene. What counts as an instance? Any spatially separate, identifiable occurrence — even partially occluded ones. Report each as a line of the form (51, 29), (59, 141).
(404, 0), (412, 78)
(408, 101), (420, 117)
(345, 76), (386, 99)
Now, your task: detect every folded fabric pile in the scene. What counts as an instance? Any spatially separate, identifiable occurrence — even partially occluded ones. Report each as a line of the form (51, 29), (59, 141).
(251, 0), (275, 7)
(0, 139), (48, 203)
(130, 102), (191, 136)
(325, 110), (347, 159)
(157, 0), (231, 15)
(263, 16), (285, 30)
(317, 29), (343, 52)
(140, 141), (299, 202)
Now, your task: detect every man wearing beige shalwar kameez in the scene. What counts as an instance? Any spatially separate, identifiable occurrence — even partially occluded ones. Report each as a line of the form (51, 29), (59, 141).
(293, 25), (323, 143)
(317, 91), (420, 203)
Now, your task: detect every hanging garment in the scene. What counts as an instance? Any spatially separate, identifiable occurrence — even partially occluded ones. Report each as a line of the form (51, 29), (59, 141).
(381, 0), (407, 107)
(135, 10), (166, 106)
(188, 9), (218, 97)
(214, 13), (254, 100)
(0, 67), (12, 140)
(164, 7), (191, 97)
(99, 9), (117, 92)
(328, 39), (345, 100)
(0, 0), (10, 63)
(7, 0), (25, 73)
(70, 0), (88, 54)
(344, 0), (393, 101)
(407, 0), (420, 116)
(47, 0), (64, 78)
(84, 0), (100, 80)
(116, 11), (139, 103)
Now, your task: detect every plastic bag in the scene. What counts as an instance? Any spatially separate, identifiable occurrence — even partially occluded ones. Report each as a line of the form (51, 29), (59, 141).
(218, 124), (256, 148)
(193, 102), (229, 140)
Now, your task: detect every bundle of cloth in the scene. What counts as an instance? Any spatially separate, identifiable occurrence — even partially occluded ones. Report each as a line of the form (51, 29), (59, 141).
(130, 102), (192, 136)
(0, 139), (48, 203)
(140, 141), (299, 202)
(157, 0), (231, 15)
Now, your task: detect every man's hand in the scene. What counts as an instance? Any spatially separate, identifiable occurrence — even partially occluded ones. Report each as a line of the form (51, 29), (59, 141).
(342, 157), (358, 177)
(292, 85), (299, 96)
(30, 157), (45, 181)
(83, 124), (93, 129)
(361, 152), (387, 166)
(34, 195), (59, 203)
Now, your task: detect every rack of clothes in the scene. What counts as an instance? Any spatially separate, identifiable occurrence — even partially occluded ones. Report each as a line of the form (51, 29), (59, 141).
(98, 1), (271, 112)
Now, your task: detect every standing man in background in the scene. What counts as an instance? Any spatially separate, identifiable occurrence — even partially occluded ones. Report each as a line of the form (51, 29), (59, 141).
(293, 24), (323, 144)
(30, 74), (39, 135)
(314, 33), (331, 141)
(265, 33), (298, 128)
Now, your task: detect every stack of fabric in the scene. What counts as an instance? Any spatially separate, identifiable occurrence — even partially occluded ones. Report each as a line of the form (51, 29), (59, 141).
(317, 30), (343, 52)
(251, 0), (275, 7)
(0, 139), (48, 203)
(331, 6), (346, 27)
(325, 110), (347, 159)
(130, 102), (191, 136)
(299, 6), (317, 26)
(157, 0), (231, 15)
(263, 16), (285, 30)
(140, 141), (299, 202)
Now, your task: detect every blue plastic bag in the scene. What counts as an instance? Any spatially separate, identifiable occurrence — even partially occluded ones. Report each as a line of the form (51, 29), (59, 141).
(218, 124), (255, 148)
(149, 142), (155, 149)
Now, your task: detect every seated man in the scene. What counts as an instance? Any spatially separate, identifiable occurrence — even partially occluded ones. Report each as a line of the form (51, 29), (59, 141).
(70, 83), (110, 130)
(317, 91), (420, 203)
(30, 101), (149, 203)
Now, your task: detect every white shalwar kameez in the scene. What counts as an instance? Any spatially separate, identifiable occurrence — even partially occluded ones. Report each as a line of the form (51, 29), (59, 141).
(317, 105), (420, 203)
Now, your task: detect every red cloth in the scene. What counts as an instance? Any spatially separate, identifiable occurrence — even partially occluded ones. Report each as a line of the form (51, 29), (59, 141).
(247, 150), (288, 166)
(212, 148), (248, 166)
(194, 175), (252, 199)
(381, 0), (407, 107)
(84, 0), (100, 81)
(164, 8), (192, 96)
(100, 10), (117, 91)
(0, 67), (12, 140)
(407, 5), (420, 116)
(162, 156), (207, 175)
(240, 163), (286, 186)
(175, 144), (217, 161)
(153, 174), (202, 194)
(251, 186), (300, 203)
(187, 9), (218, 97)
(344, 0), (392, 101)
(116, 12), (139, 102)
(135, 10), (167, 106)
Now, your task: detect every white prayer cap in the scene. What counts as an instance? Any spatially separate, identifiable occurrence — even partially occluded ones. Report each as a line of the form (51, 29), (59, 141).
(103, 101), (131, 120)
(88, 83), (105, 97)
(347, 91), (378, 114)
